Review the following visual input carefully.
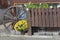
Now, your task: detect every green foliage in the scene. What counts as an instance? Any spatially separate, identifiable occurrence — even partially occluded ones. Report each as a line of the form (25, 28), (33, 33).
(25, 2), (49, 8)
(40, 3), (49, 8)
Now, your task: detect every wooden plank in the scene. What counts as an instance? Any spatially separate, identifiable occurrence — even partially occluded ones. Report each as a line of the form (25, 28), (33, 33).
(26, 9), (32, 35)
(57, 8), (60, 27)
(49, 8), (54, 27)
(34, 8), (39, 27)
(41, 8), (46, 27)
(56, 8), (58, 27)
(38, 8), (42, 27)
(45, 9), (50, 27)
(53, 7), (58, 27)
(12, 0), (60, 5)
(31, 8), (35, 26)
(11, 7), (16, 17)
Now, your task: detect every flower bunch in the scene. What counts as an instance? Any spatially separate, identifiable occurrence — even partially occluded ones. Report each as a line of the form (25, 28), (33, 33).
(14, 20), (28, 31)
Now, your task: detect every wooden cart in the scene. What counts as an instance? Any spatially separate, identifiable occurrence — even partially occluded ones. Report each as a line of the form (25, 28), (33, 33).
(3, 0), (60, 35)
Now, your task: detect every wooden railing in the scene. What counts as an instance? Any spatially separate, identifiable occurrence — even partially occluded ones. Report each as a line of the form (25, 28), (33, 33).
(27, 7), (60, 35)
(11, 0), (60, 6)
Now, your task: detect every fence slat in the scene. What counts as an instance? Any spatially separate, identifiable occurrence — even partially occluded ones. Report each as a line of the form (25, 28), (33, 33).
(49, 8), (54, 27)
(35, 8), (39, 27)
(27, 9), (32, 35)
(45, 9), (50, 27)
(38, 8), (42, 27)
(53, 8), (58, 27)
(41, 8), (46, 27)
(57, 8), (60, 27)
(31, 9), (35, 26)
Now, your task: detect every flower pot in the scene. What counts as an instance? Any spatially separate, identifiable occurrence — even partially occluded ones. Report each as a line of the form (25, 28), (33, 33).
(20, 30), (25, 35)
(20, 30), (28, 35)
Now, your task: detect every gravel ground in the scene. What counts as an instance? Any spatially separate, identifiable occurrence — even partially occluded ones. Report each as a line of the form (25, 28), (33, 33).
(0, 35), (60, 40)
(0, 23), (60, 40)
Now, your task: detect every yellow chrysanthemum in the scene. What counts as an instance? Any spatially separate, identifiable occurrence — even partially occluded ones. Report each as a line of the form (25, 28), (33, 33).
(14, 20), (28, 31)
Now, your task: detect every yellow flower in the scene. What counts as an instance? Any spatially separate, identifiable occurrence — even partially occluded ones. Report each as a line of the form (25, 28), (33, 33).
(14, 20), (28, 31)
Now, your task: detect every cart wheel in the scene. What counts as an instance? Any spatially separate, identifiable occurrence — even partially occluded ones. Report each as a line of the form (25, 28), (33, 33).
(3, 6), (27, 32)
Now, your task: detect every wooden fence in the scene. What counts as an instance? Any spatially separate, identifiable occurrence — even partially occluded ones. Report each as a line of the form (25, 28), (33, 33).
(27, 7), (60, 35)
(11, 0), (60, 6)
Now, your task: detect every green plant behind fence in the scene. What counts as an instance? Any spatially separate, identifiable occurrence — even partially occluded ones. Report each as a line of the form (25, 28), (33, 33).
(25, 2), (49, 8)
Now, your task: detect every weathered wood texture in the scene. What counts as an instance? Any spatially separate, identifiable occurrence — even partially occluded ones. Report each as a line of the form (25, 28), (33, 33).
(26, 7), (60, 35)
(11, 0), (60, 5)
(27, 7), (60, 27)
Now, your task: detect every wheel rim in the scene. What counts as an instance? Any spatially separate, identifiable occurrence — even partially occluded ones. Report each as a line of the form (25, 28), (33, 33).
(3, 6), (27, 32)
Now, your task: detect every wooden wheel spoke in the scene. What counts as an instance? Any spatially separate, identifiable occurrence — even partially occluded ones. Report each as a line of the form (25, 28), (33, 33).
(8, 9), (14, 17)
(18, 17), (26, 20)
(4, 15), (13, 19)
(3, 20), (13, 27)
(3, 20), (13, 23)
(4, 22), (13, 29)
(17, 10), (25, 18)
